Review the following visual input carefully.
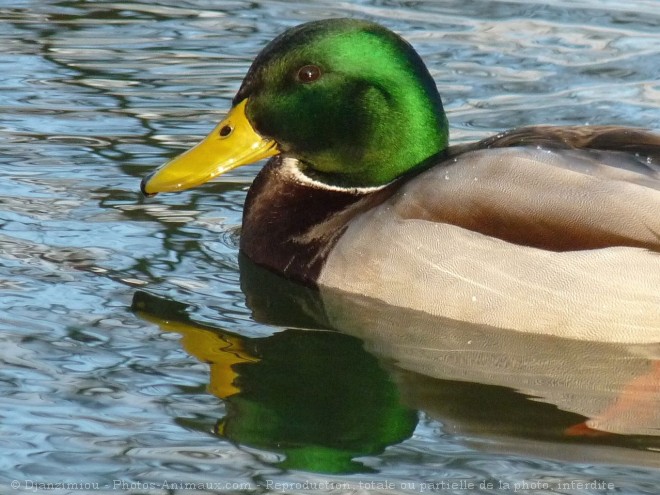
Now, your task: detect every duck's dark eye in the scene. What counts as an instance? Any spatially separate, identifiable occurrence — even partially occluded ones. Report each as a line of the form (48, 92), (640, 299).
(219, 124), (233, 137)
(296, 64), (322, 83)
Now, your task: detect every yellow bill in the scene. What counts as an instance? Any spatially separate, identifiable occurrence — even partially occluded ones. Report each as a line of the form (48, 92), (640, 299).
(141, 99), (278, 195)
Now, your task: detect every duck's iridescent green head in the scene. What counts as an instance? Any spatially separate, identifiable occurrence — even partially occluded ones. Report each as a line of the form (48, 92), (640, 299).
(142, 18), (449, 193)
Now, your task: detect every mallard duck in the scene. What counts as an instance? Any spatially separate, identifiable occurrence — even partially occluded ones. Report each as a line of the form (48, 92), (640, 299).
(141, 18), (660, 343)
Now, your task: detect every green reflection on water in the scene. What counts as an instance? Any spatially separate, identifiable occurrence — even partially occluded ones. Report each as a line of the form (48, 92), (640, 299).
(133, 290), (418, 474)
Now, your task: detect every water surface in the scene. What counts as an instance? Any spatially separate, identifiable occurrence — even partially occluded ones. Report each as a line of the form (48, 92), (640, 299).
(1, 0), (659, 493)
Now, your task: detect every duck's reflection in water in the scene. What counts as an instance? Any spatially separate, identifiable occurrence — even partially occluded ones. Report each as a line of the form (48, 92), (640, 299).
(133, 255), (659, 473)
(133, 290), (417, 474)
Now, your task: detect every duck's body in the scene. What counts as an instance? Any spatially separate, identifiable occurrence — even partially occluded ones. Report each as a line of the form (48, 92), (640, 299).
(142, 19), (660, 343)
(241, 127), (660, 342)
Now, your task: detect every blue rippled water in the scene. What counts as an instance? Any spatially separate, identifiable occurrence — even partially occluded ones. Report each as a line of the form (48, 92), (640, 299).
(0, 1), (658, 493)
